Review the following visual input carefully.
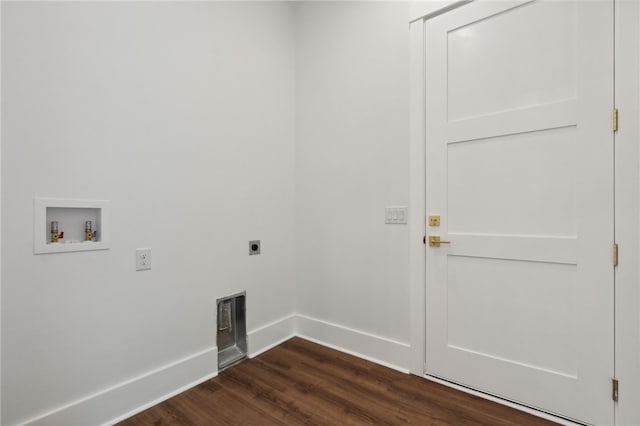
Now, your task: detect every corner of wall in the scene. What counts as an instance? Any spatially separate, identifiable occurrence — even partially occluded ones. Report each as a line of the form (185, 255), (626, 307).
(248, 314), (296, 358)
(295, 315), (411, 373)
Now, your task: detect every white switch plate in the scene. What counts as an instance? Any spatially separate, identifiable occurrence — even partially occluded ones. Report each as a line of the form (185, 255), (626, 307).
(385, 206), (408, 224)
(136, 248), (152, 271)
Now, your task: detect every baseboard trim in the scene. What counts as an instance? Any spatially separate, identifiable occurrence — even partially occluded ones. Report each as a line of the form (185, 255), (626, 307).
(15, 314), (413, 425)
(295, 314), (411, 373)
(102, 367), (218, 426)
(11, 314), (579, 426)
(16, 346), (218, 426)
(247, 314), (296, 358)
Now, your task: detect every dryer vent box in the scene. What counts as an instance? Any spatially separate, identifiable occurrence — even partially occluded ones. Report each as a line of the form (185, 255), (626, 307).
(217, 292), (247, 370)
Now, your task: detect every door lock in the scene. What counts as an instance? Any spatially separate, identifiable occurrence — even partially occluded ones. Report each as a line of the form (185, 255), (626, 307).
(428, 235), (451, 247)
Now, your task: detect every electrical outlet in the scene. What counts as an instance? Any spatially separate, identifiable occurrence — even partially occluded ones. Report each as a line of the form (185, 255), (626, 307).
(136, 248), (152, 271)
(249, 240), (261, 255)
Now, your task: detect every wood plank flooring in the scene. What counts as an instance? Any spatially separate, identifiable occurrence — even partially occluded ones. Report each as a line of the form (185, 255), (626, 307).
(118, 338), (558, 425)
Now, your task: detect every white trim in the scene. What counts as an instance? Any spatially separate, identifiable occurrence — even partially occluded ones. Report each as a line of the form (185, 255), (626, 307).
(295, 314), (411, 373)
(408, 0), (470, 380)
(11, 313), (298, 426)
(408, 18), (427, 376)
(1, 0), (4, 420)
(102, 371), (218, 426)
(292, 315), (583, 424)
(9, 307), (620, 425)
(423, 375), (582, 426)
(409, 0), (472, 24)
(15, 346), (217, 426)
(295, 334), (409, 375)
(614, 1), (640, 425)
(247, 314), (296, 358)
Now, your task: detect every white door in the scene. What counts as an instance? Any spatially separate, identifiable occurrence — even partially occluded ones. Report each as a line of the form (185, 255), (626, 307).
(424, 1), (614, 424)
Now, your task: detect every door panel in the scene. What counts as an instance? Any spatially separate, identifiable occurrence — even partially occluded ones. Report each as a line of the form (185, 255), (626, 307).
(447, 1), (577, 121)
(448, 126), (577, 236)
(447, 256), (577, 377)
(425, 1), (614, 424)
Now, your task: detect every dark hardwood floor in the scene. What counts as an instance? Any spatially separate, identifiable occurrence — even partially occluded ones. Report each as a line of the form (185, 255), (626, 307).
(118, 337), (558, 425)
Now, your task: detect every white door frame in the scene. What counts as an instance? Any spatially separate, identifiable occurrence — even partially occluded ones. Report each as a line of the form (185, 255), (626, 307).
(407, 0), (471, 378)
(611, 1), (640, 425)
(1, 1), (4, 421)
(408, 1), (640, 424)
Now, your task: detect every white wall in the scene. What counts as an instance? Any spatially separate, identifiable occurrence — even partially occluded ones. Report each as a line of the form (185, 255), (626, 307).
(295, 2), (413, 369)
(1, 2), (296, 425)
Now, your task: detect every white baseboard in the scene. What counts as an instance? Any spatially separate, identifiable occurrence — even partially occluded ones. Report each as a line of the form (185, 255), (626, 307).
(10, 314), (577, 426)
(295, 314), (411, 373)
(15, 346), (218, 426)
(248, 314), (412, 373)
(247, 314), (296, 358)
(14, 314), (412, 426)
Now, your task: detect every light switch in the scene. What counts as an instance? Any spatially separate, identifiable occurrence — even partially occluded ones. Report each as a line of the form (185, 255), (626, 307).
(385, 206), (408, 224)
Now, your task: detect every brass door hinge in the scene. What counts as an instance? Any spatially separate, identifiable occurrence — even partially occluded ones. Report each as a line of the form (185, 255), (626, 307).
(614, 243), (619, 267)
(613, 378), (619, 402)
(613, 108), (619, 132)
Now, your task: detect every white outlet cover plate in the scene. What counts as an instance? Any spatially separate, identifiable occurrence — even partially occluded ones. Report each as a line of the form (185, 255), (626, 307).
(136, 248), (152, 271)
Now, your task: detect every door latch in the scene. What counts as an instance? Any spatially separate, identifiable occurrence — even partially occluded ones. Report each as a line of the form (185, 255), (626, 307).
(428, 235), (451, 247)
